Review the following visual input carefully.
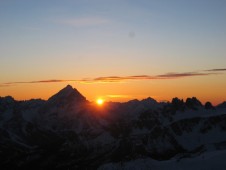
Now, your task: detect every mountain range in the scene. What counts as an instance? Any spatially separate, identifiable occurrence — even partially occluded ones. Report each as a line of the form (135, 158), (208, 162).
(1, 85), (226, 169)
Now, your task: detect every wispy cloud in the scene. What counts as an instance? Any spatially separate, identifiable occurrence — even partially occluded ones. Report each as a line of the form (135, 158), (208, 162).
(87, 72), (213, 82)
(56, 17), (110, 27)
(1, 68), (225, 87)
(205, 68), (226, 72)
(93, 75), (155, 82)
(3, 80), (75, 85)
(1, 80), (79, 86)
(157, 72), (212, 79)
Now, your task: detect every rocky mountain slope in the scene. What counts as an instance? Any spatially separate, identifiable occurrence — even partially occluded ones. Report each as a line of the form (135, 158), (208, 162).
(0, 85), (226, 169)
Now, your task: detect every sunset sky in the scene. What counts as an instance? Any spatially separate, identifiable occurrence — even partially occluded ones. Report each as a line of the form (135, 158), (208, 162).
(0, 0), (226, 105)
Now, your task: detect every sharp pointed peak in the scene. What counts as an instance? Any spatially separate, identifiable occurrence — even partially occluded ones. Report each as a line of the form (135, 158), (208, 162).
(65, 84), (73, 89)
(61, 84), (74, 92)
(47, 85), (86, 104)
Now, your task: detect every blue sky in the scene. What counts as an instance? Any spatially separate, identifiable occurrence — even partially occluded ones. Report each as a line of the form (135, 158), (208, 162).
(0, 0), (226, 103)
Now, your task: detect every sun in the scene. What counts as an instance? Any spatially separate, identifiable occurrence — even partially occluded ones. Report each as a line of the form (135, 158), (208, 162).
(96, 98), (104, 106)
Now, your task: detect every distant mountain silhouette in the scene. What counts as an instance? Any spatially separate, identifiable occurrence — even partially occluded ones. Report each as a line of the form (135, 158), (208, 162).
(48, 84), (86, 105)
(0, 85), (226, 169)
(217, 101), (226, 108)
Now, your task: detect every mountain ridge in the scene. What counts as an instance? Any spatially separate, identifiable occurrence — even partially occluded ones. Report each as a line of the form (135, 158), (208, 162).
(0, 85), (226, 169)
(1, 85), (224, 106)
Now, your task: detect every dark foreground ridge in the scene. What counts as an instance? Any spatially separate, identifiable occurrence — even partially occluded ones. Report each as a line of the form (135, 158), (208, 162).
(0, 85), (226, 169)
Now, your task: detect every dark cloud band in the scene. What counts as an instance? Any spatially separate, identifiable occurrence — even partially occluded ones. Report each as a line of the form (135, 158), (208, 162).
(205, 68), (226, 72)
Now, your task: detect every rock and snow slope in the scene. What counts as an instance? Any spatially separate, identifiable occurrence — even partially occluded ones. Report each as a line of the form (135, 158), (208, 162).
(98, 150), (226, 170)
(0, 85), (226, 169)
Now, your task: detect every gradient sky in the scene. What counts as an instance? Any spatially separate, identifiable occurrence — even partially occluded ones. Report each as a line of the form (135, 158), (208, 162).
(0, 0), (226, 105)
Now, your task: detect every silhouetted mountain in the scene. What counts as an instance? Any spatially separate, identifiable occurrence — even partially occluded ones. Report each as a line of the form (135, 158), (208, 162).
(171, 97), (185, 111)
(185, 97), (202, 110)
(1, 85), (226, 169)
(47, 84), (86, 105)
(205, 101), (215, 110)
(217, 101), (226, 108)
(0, 96), (14, 103)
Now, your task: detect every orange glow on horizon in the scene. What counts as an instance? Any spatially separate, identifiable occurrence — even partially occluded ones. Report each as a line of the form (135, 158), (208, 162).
(0, 76), (225, 106)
